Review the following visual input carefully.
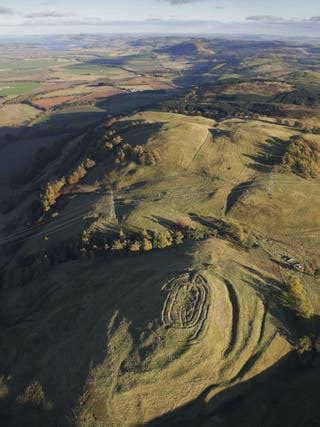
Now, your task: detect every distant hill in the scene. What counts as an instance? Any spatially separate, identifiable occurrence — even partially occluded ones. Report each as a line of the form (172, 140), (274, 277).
(273, 87), (320, 106)
(157, 41), (214, 57)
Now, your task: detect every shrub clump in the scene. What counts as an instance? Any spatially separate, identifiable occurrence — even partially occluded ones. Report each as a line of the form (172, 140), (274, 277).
(111, 239), (127, 251)
(41, 158), (96, 213)
(129, 241), (142, 252)
(115, 143), (161, 166)
(297, 336), (313, 355)
(41, 178), (66, 212)
(153, 231), (173, 249)
(296, 335), (320, 355)
(280, 136), (320, 178)
(67, 158), (96, 185)
(284, 274), (313, 319)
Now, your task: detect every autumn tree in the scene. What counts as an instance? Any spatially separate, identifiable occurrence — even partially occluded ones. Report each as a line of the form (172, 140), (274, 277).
(285, 275), (313, 319)
(41, 178), (66, 212)
(280, 137), (320, 178)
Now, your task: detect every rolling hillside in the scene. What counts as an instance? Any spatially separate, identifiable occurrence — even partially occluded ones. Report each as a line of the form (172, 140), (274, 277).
(1, 111), (320, 426)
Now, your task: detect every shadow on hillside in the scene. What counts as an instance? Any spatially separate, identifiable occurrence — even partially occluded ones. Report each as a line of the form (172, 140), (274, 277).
(146, 215), (180, 229)
(188, 213), (221, 230)
(244, 137), (290, 173)
(225, 180), (255, 215)
(1, 233), (319, 426)
(0, 245), (195, 427)
(240, 265), (308, 344)
(0, 87), (173, 217)
(0, 84), (177, 180)
(210, 128), (234, 139)
(172, 60), (220, 88)
(144, 346), (320, 427)
(114, 120), (165, 147)
(0, 109), (102, 182)
(96, 90), (175, 116)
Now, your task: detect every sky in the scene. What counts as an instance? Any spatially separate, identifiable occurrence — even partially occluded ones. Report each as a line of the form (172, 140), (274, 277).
(0, 0), (320, 37)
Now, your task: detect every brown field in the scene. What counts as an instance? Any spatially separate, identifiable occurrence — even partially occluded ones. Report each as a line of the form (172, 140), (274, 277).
(32, 96), (76, 110)
(117, 76), (175, 89)
(0, 103), (41, 126)
(38, 84), (123, 100)
(117, 75), (175, 90)
(32, 86), (124, 110)
(27, 83), (75, 98)
(80, 88), (124, 102)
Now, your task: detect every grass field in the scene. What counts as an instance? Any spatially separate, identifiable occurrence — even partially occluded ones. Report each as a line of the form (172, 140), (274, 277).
(0, 81), (39, 96)
(0, 59), (58, 78)
(63, 64), (135, 79)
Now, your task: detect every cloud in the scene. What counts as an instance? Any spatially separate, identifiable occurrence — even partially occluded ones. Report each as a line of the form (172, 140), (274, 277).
(246, 15), (320, 25)
(246, 15), (287, 24)
(21, 17), (219, 29)
(3, 10), (320, 38)
(0, 6), (15, 15)
(161, 0), (204, 5)
(25, 11), (74, 19)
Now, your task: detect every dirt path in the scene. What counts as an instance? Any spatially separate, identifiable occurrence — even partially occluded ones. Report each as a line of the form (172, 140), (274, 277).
(187, 130), (212, 170)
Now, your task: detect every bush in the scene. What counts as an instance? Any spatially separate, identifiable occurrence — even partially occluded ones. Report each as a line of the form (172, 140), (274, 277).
(130, 241), (141, 252)
(105, 142), (113, 150)
(67, 166), (86, 185)
(81, 230), (91, 245)
(113, 135), (123, 145)
(187, 228), (207, 241)
(83, 158), (96, 169)
(67, 158), (96, 185)
(41, 178), (66, 212)
(297, 336), (313, 355)
(153, 231), (173, 249)
(173, 231), (184, 245)
(280, 137), (320, 178)
(115, 149), (126, 164)
(111, 239), (127, 251)
(284, 275), (313, 319)
(145, 152), (157, 166)
(142, 237), (153, 252)
(119, 229), (126, 240)
(176, 218), (193, 231)
(129, 145), (161, 166)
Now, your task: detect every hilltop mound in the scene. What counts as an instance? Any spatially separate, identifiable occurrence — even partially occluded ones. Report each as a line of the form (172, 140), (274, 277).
(1, 112), (320, 426)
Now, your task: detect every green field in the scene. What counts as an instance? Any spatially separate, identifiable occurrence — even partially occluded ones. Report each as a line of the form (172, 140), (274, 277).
(64, 63), (134, 78)
(0, 58), (58, 78)
(0, 81), (39, 96)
